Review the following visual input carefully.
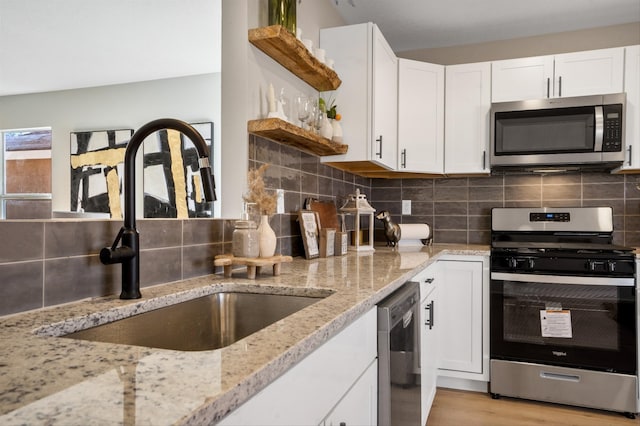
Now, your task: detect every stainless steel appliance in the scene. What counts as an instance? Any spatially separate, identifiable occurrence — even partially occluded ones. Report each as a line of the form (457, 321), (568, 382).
(490, 207), (638, 418)
(490, 93), (625, 172)
(378, 281), (421, 426)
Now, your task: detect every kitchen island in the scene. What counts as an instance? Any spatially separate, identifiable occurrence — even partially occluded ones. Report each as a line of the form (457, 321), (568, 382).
(0, 245), (488, 425)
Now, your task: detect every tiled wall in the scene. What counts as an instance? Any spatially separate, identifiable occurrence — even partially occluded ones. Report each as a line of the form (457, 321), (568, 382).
(0, 218), (233, 316)
(250, 136), (640, 250)
(370, 173), (640, 247)
(249, 135), (372, 257)
(4, 135), (640, 317)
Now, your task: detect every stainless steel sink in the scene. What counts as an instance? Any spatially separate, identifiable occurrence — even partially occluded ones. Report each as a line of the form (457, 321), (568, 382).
(63, 292), (325, 351)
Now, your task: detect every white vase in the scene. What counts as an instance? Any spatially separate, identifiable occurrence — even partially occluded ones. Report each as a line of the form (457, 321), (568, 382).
(257, 215), (277, 257)
(319, 114), (333, 139)
(331, 119), (343, 143)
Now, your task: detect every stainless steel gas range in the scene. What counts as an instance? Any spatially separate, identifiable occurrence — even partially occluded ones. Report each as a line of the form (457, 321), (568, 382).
(489, 207), (639, 418)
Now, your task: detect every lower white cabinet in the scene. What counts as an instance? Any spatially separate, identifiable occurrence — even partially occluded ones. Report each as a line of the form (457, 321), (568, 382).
(436, 256), (489, 384)
(322, 359), (378, 426)
(416, 264), (438, 425)
(218, 308), (377, 426)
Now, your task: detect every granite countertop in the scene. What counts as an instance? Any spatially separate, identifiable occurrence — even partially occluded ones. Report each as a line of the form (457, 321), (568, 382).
(0, 244), (489, 425)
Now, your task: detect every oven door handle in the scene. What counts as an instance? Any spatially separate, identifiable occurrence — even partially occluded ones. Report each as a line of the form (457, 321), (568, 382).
(491, 272), (635, 287)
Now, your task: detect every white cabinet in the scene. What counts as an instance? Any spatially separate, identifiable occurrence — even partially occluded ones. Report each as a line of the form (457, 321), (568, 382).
(617, 45), (640, 171)
(218, 308), (377, 426)
(444, 62), (491, 174)
(554, 48), (624, 98)
(491, 55), (554, 102)
(320, 23), (398, 170)
(415, 264), (438, 426)
(322, 359), (377, 426)
(492, 47), (624, 102)
(397, 59), (445, 173)
(436, 257), (489, 387)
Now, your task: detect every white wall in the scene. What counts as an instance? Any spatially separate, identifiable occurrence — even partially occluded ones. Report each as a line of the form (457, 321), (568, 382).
(220, 0), (344, 218)
(0, 73), (222, 216)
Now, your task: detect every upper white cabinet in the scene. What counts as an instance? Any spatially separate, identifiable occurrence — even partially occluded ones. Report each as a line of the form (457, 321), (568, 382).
(320, 23), (398, 170)
(398, 59), (445, 173)
(554, 48), (624, 98)
(491, 55), (554, 102)
(492, 47), (625, 102)
(444, 62), (491, 174)
(617, 45), (640, 171)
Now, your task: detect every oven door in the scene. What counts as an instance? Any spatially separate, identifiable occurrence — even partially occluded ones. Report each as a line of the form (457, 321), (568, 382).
(490, 272), (637, 374)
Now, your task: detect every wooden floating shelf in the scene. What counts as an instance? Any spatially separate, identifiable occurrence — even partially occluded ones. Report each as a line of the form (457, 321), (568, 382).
(248, 118), (348, 156)
(248, 25), (341, 92)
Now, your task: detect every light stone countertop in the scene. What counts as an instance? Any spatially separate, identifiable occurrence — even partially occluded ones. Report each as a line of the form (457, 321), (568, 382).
(0, 244), (489, 425)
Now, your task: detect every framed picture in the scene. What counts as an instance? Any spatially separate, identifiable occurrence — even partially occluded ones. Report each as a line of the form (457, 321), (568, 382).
(70, 128), (134, 218)
(143, 121), (214, 218)
(298, 210), (320, 259)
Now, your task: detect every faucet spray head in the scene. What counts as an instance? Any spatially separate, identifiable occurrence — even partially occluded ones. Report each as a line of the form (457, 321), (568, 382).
(198, 157), (216, 202)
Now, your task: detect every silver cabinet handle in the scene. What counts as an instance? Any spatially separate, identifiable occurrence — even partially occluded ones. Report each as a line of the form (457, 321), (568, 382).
(628, 145), (633, 167)
(558, 76), (562, 97)
(376, 135), (383, 158)
(546, 77), (550, 98)
(401, 148), (407, 168)
(482, 150), (487, 170)
(424, 301), (434, 329)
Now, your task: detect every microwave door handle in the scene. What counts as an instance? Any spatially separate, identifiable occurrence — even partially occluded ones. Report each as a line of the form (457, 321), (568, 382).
(594, 106), (604, 151)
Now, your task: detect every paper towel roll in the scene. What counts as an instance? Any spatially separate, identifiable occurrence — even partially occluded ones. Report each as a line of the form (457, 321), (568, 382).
(397, 223), (431, 247)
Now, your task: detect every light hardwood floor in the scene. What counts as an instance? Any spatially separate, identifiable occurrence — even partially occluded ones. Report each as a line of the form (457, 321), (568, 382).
(427, 388), (639, 426)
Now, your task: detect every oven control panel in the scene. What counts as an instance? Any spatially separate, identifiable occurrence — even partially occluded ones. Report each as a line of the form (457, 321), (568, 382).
(530, 212), (570, 222)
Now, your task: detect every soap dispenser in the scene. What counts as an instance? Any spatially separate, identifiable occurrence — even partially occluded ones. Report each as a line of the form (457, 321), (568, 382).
(232, 203), (259, 258)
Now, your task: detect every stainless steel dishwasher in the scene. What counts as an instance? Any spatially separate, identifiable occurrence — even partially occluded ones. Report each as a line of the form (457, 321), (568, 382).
(378, 281), (421, 426)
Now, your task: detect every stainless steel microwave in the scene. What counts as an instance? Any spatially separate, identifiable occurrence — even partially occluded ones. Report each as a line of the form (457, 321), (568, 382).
(490, 93), (626, 172)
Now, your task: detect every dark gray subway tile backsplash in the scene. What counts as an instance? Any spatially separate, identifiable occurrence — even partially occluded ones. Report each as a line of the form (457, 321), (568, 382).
(0, 218), (232, 316)
(3, 133), (640, 317)
(369, 172), (640, 246)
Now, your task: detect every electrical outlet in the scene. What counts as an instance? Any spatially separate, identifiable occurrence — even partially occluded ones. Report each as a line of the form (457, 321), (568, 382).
(276, 189), (285, 214)
(402, 200), (412, 215)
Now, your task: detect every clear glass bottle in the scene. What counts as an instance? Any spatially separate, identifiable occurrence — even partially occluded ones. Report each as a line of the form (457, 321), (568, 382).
(268, 0), (296, 35)
(232, 220), (259, 258)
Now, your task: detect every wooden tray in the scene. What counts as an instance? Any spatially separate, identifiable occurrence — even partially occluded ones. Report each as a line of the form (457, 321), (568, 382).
(214, 254), (293, 279)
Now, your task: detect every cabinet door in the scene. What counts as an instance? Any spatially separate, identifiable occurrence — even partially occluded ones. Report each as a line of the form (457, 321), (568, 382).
(323, 359), (378, 426)
(420, 281), (438, 426)
(320, 23), (397, 170)
(553, 47), (624, 98)
(444, 62), (491, 174)
(491, 55), (554, 102)
(218, 308), (377, 426)
(618, 45), (640, 171)
(437, 260), (483, 374)
(372, 24), (398, 169)
(398, 59), (444, 173)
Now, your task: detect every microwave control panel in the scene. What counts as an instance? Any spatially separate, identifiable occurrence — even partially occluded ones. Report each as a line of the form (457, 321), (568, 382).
(602, 104), (623, 152)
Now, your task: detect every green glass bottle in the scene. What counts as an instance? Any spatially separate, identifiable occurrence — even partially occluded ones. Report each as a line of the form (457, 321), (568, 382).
(268, 0), (296, 35)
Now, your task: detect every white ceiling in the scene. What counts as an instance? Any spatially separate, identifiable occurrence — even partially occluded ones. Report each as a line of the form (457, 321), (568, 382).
(330, 0), (640, 52)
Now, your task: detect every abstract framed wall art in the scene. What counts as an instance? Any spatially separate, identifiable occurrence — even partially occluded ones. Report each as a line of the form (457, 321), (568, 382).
(70, 129), (133, 218)
(143, 122), (214, 218)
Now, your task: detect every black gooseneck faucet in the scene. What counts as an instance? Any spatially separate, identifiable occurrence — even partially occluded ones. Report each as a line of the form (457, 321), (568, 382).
(100, 118), (217, 299)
